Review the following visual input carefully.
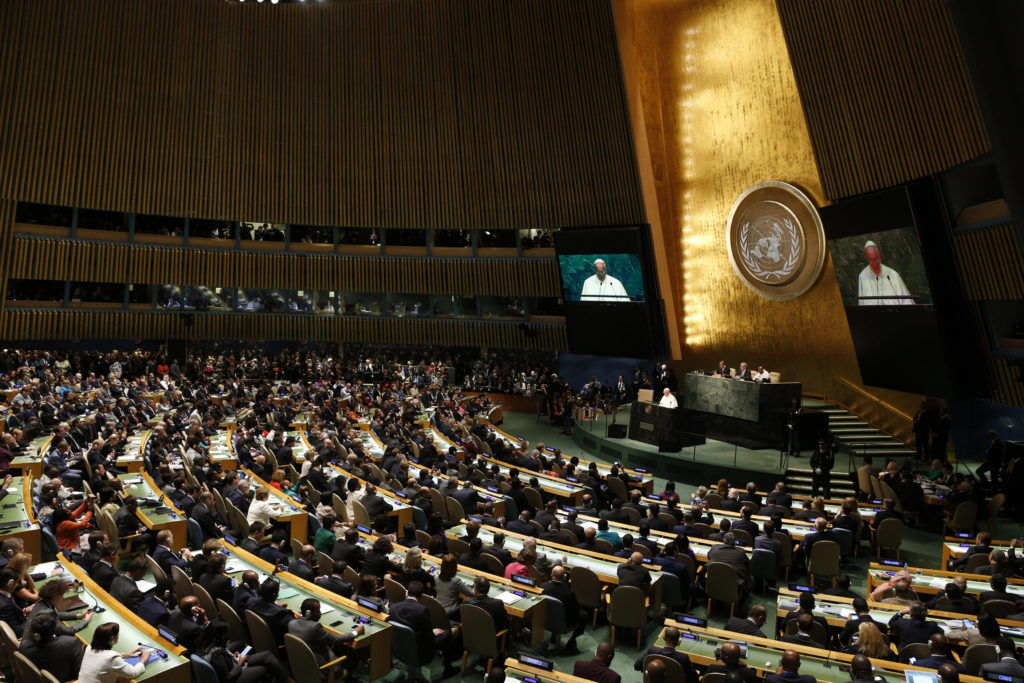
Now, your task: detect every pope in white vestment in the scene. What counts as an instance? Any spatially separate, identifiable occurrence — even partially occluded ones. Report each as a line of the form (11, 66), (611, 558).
(580, 259), (629, 302)
(658, 388), (678, 408)
(856, 240), (913, 305)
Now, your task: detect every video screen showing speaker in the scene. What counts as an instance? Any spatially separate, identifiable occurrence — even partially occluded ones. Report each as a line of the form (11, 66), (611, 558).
(821, 187), (949, 396)
(554, 227), (666, 358)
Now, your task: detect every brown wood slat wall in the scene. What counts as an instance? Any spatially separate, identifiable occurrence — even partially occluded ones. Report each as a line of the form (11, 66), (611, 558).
(0, 309), (566, 350)
(7, 236), (560, 297)
(775, 0), (990, 200)
(953, 222), (1024, 300)
(0, 0), (643, 229)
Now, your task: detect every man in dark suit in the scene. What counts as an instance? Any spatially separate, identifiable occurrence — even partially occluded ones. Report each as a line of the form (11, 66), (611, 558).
(238, 521), (266, 556)
(573, 642), (621, 683)
(388, 581), (459, 679)
(166, 595), (209, 654)
(484, 533), (514, 566)
(870, 499), (905, 533)
(979, 637), (1024, 679)
(914, 634), (965, 672)
(331, 528), (366, 571)
(541, 566), (586, 653)
(758, 494), (788, 520)
(781, 613), (825, 649)
(190, 491), (223, 540)
(79, 531), (108, 574)
(197, 553), (235, 605)
(458, 538), (491, 572)
(887, 601), (943, 648)
(247, 578), (296, 646)
(705, 642), (757, 683)
(506, 511), (538, 537)
(540, 518), (573, 546)
(737, 482), (762, 507)
(535, 500), (558, 531)
(731, 507), (759, 539)
(976, 549), (1014, 576)
(258, 528), (290, 567)
(17, 612), (84, 683)
(928, 582), (976, 615)
(232, 570), (261, 617)
(287, 544), (318, 581)
(153, 529), (192, 577)
(809, 439), (835, 498)
(0, 568), (27, 637)
(840, 597), (889, 645)
(316, 563), (354, 599)
(115, 495), (156, 552)
(798, 517), (836, 558)
(287, 598), (361, 672)
(720, 489), (743, 512)
(465, 576), (509, 634)
(563, 511), (586, 544)
(782, 592), (829, 633)
(978, 574), (1015, 606)
(725, 605), (768, 638)
(634, 522), (660, 554)
(89, 542), (121, 592)
(360, 484), (393, 519)
(765, 650), (817, 683)
(109, 556), (149, 612)
(632, 626), (698, 679)
(616, 552), (652, 595)
(707, 532), (750, 593)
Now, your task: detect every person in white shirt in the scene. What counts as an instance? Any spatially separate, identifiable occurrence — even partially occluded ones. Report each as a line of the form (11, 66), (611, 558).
(246, 488), (277, 527)
(580, 259), (629, 302)
(753, 366), (771, 382)
(857, 240), (912, 305)
(78, 622), (151, 683)
(658, 387), (678, 409)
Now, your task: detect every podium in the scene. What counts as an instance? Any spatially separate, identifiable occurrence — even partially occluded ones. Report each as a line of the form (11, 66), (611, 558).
(628, 398), (706, 452)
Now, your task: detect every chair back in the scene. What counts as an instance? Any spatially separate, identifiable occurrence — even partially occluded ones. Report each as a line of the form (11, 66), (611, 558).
(543, 595), (570, 636)
(605, 477), (628, 502)
(772, 532), (793, 569)
(389, 621), (420, 670)
(420, 594), (451, 629)
(981, 599), (1016, 618)
(658, 513), (677, 529)
(622, 507), (642, 525)
(352, 500), (371, 526)
(187, 517), (204, 549)
(857, 467), (873, 498)
(146, 554), (168, 584)
(642, 654), (686, 683)
(594, 539), (615, 555)
(290, 538), (304, 561)
(608, 585), (647, 629)
(501, 494), (518, 520)
(705, 562), (740, 604)
(570, 566), (603, 609)
(705, 494), (723, 509)
(750, 548), (777, 580)
(631, 543), (652, 558)
(529, 520), (546, 536)
(193, 583), (220, 619)
(963, 643), (999, 676)
(658, 570), (684, 611)
(964, 554), (990, 573)
(40, 526), (58, 558)
(171, 565), (194, 600)
(286, 633), (341, 681)
(481, 553), (505, 575)
(692, 523), (712, 538)
(190, 654), (221, 683)
(524, 487), (544, 511)
(447, 538), (470, 558)
(832, 527), (854, 557)
(784, 617), (829, 647)
(731, 529), (754, 547)
(987, 493), (1006, 530)
(331, 493), (349, 523)
(0, 621), (18, 667)
(950, 501), (978, 532)
(460, 603), (502, 658)
(446, 496), (467, 523)
(317, 551), (334, 577)
(245, 609), (280, 654)
(344, 565), (360, 585)
(216, 598), (248, 642)
(808, 540), (841, 579)
(430, 489), (448, 521)
(875, 518), (904, 553)
(869, 476), (884, 500)
(879, 481), (903, 513)
(741, 501), (760, 516)
(12, 651), (42, 683)
(702, 673), (727, 683)
(383, 577), (407, 604)
(415, 529), (433, 547)
(898, 643), (931, 663)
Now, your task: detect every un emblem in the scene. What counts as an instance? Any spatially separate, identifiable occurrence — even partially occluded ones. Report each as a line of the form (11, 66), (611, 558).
(726, 181), (825, 301)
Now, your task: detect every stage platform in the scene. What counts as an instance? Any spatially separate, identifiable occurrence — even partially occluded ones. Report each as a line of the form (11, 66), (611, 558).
(570, 403), (857, 490)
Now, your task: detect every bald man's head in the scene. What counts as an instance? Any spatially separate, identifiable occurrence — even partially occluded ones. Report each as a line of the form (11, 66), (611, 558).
(550, 566), (566, 582)
(851, 654), (872, 679)
(938, 663), (960, 683)
(630, 551), (643, 565)
(929, 633), (948, 655)
(242, 570), (259, 589)
(646, 658), (667, 683)
(781, 650), (801, 673)
(595, 642), (615, 664)
(720, 642), (741, 665)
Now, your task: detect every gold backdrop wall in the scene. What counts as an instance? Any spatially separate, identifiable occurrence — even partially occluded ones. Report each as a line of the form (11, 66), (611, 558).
(615, 0), (863, 396)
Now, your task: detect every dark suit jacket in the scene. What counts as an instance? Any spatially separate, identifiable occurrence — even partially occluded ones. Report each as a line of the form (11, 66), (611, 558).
(765, 673), (816, 683)
(198, 572), (235, 605)
(707, 663), (757, 683)
(720, 499), (743, 512)
(0, 591), (27, 637)
(18, 633), (84, 682)
(458, 553), (491, 573)
(633, 645), (698, 678)
(573, 658), (622, 683)
(724, 615), (766, 638)
(782, 631), (825, 649)
(915, 656), (964, 672)
(361, 494), (393, 519)
(232, 586), (259, 617)
(258, 544), (289, 567)
(617, 563), (652, 590)
(840, 614), (887, 644)
(238, 537), (261, 555)
(248, 598), (296, 645)
(888, 614), (943, 648)
(541, 579), (582, 627)
(732, 519), (760, 538)
(506, 519), (537, 537)
(331, 540), (365, 570)
(979, 659), (1024, 679)
(316, 575), (354, 599)
(707, 544), (750, 583)
(466, 595), (509, 632)
(191, 503), (222, 539)
(287, 559), (317, 582)
(287, 617), (351, 666)
(166, 609), (207, 653)
(114, 505), (144, 537)
(110, 575), (147, 612)
(153, 544), (189, 576)
(89, 560), (119, 592)
(484, 545), (513, 566)
(78, 548), (102, 574)
(389, 598), (437, 663)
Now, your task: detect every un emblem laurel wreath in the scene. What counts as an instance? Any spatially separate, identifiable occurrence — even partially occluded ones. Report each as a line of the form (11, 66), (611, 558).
(738, 217), (801, 281)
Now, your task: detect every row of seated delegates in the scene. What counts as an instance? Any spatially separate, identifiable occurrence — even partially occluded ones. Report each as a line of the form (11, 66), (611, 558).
(948, 532), (1024, 578)
(711, 360), (771, 382)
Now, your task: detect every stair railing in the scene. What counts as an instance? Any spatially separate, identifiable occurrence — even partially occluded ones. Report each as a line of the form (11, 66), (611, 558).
(825, 377), (915, 446)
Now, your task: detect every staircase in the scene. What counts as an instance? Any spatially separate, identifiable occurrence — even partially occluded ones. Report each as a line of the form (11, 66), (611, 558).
(784, 402), (914, 498)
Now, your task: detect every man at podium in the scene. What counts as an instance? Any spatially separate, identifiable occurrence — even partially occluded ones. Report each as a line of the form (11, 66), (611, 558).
(658, 387), (678, 409)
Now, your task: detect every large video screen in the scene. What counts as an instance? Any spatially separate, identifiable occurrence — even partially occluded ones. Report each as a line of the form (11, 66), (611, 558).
(557, 253), (645, 303)
(827, 228), (932, 307)
(554, 227), (666, 358)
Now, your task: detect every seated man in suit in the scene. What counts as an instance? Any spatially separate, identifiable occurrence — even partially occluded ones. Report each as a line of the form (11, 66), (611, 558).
(573, 642), (621, 683)
(0, 568), (27, 637)
(797, 517), (835, 561)
(197, 552), (235, 605)
(978, 574), (1015, 606)
(541, 566), (587, 653)
(331, 528), (366, 571)
(720, 489), (744, 512)
(17, 611), (84, 683)
(114, 495), (156, 553)
(765, 650), (817, 683)
(316, 561), (354, 599)
(238, 521), (266, 556)
(840, 597), (888, 645)
(949, 531), (991, 569)
(731, 507), (759, 540)
(287, 544), (318, 582)
(887, 601), (943, 648)
(166, 595), (209, 654)
(633, 522), (660, 555)
(78, 531), (109, 574)
(247, 578), (296, 646)
(89, 542), (121, 592)
(781, 612), (824, 649)
(633, 626), (698, 679)
(287, 598), (362, 676)
(505, 510), (539, 537)
(707, 532), (750, 595)
(152, 529), (193, 578)
(782, 591), (829, 633)
(458, 538), (492, 572)
(979, 637), (1024, 680)
(388, 581), (459, 679)
(914, 633), (965, 672)
(616, 552), (652, 595)
(705, 641), (757, 683)
(725, 605), (768, 639)
(232, 570), (261, 617)
(465, 576), (509, 634)
(976, 549), (1014, 576)
(484, 532), (514, 567)
(258, 527), (290, 568)
(109, 555), (149, 612)
(822, 573), (859, 601)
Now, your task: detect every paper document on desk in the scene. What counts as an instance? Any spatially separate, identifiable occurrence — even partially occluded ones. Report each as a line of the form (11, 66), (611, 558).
(929, 577), (948, 589)
(319, 603), (335, 613)
(136, 579), (157, 593)
(496, 591), (521, 605)
(33, 562), (60, 575)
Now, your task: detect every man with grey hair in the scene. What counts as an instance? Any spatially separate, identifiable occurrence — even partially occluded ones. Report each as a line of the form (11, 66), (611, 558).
(616, 551), (652, 595)
(708, 531), (751, 593)
(976, 549), (1013, 576)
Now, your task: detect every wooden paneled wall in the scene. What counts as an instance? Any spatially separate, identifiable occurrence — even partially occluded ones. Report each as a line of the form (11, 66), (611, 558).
(0, 0), (644, 229)
(0, 309), (566, 350)
(8, 236), (560, 297)
(775, 0), (991, 200)
(952, 222), (1024, 300)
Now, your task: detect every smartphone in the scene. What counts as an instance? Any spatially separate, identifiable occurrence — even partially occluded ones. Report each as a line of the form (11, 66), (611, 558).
(239, 645), (252, 658)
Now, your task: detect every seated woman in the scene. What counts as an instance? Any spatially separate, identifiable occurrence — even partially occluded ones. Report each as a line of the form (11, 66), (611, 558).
(356, 574), (387, 613)
(53, 497), (94, 554)
(844, 622), (895, 661)
(397, 547), (435, 594)
(434, 554), (470, 618)
(78, 622), (153, 683)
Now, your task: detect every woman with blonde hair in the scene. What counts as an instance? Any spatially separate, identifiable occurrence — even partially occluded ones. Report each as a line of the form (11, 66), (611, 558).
(8, 552), (42, 604)
(844, 622), (894, 660)
(398, 546), (435, 593)
(269, 469), (285, 491)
